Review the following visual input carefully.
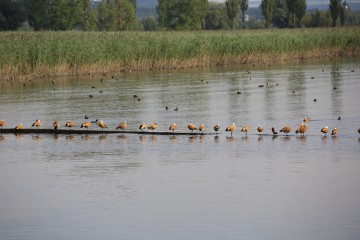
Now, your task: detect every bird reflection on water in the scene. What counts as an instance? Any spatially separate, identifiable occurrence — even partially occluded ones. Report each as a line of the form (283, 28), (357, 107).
(117, 134), (128, 142)
(226, 136), (237, 142)
(82, 135), (92, 141)
(98, 134), (107, 142)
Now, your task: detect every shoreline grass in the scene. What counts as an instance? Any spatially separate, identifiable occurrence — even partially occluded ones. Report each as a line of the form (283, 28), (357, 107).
(1, 28), (359, 81)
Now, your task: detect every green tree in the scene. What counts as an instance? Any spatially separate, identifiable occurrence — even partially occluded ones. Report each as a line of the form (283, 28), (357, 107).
(286, 0), (295, 27)
(0, 0), (26, 30)
(80, 0), (91, 30)
(225, 0), (239, 29)
(294, 0), (306, 27)
(240, 0), (248, 29)
(96, 0), (136, 31)
(329, 0), (342, 27)
(156, 0), (205, 30)
(261, 0), (275, 28)
(205, 2), (229, 29)
(114, 0), (136, 30)
(156, 0), (170, 30)
(22, 0), (50, 30)
(339, 1), (349, 26)
(273, 0), (289, 28)
(49, 0), (81, 30)
(142, 16), (158, 31)
(195, 0), (209, 29)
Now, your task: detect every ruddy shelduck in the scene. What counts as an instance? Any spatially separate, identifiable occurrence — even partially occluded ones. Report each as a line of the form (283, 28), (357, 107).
(32, 119), (41, 127)
(53, 121), (60, 130)
(148, 122), (158, 131)
(15, 123), (23, 130)
(199, 124), (205, 133)
(257, 125), (264, 135)
(280, 126), (291, 136)
(303, 116), (311, 123)
(295, 123), (307, 136)
(116, 122), (127, 130)
(271, 127), (278, 135)
(214, 123), (220, 134)
(188, 123), (198, 132)
(225, 123), (237, 137)
(80, 121), (91, 129)
(0, 119), (5, 129)
(169, 123), (177, 133)
(241, 126), (250, 136)
(331, 128), (338, 136)
(98, 120), (108, 129)
(65, 121), (75, 128)
(321, 126), (329, 136)
(139, 122), (147, 131)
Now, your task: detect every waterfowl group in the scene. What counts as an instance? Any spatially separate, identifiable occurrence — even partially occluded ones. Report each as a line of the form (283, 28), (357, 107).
(1, 116), (357, 139)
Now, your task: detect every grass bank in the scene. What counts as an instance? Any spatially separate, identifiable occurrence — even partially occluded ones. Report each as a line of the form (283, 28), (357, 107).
(1, 28), (359, 81)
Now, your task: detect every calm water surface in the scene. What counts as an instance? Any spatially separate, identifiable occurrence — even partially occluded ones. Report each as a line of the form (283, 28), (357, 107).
(1, 59), (360, 240)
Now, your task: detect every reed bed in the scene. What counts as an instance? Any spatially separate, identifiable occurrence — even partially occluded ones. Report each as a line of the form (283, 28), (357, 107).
(1, 28), (359, 81)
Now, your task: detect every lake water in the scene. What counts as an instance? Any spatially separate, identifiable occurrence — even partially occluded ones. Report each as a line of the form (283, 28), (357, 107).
(1, 58), (360, 240)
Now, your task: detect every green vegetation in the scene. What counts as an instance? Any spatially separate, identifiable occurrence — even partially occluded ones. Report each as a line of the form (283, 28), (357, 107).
(1, 28), (359, 81)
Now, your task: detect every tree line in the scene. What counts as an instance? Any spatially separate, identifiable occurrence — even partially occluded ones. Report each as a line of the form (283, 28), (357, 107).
(0, 0), (358, 31)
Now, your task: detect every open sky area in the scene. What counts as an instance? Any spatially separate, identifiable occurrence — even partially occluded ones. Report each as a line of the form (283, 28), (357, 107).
(211, 0), (358, 8)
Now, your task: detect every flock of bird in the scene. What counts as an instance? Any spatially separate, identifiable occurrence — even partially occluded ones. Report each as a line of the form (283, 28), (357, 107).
(1, 117), (359, 137)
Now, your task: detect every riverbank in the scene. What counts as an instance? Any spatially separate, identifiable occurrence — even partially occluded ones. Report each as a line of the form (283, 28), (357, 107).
(1, 28), (359, 81)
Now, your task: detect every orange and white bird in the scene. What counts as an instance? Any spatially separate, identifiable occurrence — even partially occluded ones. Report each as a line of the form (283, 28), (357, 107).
(32, 119), (41, 127)
(331, 128), (338, 137)
(139, 122), (147, 131)
(214, 123), (220, 134)
(80, 121), (91, 129)
(169, 123), (177, 133)
(0, 119), (5, 129)
(257, 125), (264, 135)
(280, 126), (291, 136)
(65, 121), (75, 128)
(225, 123), (237, 137)
(148, 122), (158, 132)
(199, 124), (206, 133)
(241, 126), (250, 137)
(188, 123), (198, 132)
(53, 121), (60, 130)
(116, 122), (127, 130)
(98, 120), (108, 130)
(272, 127), (278, 135)
(15, 123), (23, 130)
(321, 126), (329, 136)
(303, 116), (311, 123)
(295, 123), (307, 136)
